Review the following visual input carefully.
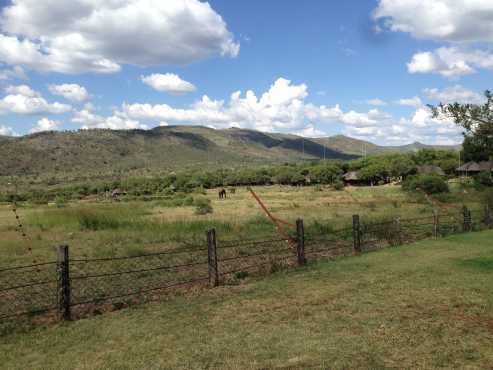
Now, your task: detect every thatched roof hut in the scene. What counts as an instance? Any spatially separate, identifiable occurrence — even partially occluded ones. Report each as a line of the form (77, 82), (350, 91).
(478, 161), (493, 172)
(343, 171), (362, 185)
(456, 161), (481, 174)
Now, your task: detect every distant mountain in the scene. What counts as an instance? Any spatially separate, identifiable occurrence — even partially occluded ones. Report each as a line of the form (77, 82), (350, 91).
(315, 135), (461, 156)
(0, 127), (461, 177)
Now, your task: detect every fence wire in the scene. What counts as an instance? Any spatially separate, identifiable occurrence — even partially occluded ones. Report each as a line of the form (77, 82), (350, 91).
(0, 206), (492, 322)
(0, 262), (58, 319)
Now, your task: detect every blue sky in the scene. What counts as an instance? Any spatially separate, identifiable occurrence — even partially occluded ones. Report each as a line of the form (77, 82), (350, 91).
(0, 0), (491, 145)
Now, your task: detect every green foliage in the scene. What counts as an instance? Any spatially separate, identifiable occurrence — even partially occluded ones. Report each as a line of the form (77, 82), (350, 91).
(474, 172), (493, 187)
(431, 90), (493, 162)
(403, 175), (449, 194)
(332, 180), (344, 190)
(194, 198), (213, 215)
(77, 210), (126, 231)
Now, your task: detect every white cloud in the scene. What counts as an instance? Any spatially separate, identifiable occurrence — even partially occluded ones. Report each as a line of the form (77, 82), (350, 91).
(0, 0), (239, 74)
(407, 47), (493, 78)
(423, 85), (485, 104)
(374, 0), (493, 44)
(0, 125), (17, 136)
(72, 108), (147, 130)
(293, 124), (326, 138)
(365, 98), (387, 106)
(141, 73), (196, 94)
(374, 2), (493, 78)
(30, 117), (62, 133)
(66, 77), (463, 146)
(5, 84), (39, 97)
(0, 66), (27, 81)
(48, 84), (89, 102)
(0, 85), (71, 115)
(397, 96), (422, 107)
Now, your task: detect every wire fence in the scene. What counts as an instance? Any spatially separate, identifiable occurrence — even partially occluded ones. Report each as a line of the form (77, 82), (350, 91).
(0, 205), (492, 323)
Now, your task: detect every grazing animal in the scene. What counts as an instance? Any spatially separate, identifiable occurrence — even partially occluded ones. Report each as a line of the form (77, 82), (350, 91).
(218, 188), (227, 199)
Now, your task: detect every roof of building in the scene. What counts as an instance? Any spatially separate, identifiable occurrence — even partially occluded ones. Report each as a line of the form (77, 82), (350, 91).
(478, 161), (493, 171)
(457, 161), (481, 172)
(343, 171), (360, 181)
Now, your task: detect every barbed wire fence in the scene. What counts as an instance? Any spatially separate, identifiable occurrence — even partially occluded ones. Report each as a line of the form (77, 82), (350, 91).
(0, 204), (492, 324)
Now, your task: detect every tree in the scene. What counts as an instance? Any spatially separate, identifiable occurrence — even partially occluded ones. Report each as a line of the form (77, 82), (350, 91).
(430, 90), (493, 161)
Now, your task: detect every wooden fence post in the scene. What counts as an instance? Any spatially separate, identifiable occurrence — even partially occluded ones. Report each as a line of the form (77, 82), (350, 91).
(484, 204), (492, 229)
(57, 245), (71, 321)
(352, 215), (361, 254)
(296, 219), (306, 266)
(207, 229), (219, 287)
(433, 210), (440, 239)
(463, 206), (472, 232)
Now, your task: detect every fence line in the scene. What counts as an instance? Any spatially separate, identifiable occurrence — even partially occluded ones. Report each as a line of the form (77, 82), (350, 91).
(0, 206), (491, 323)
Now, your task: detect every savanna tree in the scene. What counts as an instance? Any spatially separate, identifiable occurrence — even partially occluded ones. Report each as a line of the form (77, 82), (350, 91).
(430, 90), (493, 162)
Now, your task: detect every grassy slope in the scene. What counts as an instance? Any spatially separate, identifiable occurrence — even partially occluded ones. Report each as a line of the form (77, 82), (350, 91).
(0, 126), (461, 179)
(0, 126), (354, 178)
(1, 231), (492, 369)
(315, 135), (461, 156)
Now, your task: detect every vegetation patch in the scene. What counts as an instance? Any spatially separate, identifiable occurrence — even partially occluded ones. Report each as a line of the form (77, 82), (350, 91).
(456, 257), (493, 272)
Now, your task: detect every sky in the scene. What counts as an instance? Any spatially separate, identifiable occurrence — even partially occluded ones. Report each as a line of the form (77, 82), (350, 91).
(0, 0), (491, 145)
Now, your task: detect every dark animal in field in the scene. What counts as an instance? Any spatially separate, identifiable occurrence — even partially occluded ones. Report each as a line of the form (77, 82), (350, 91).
(218, 188), (227, 199)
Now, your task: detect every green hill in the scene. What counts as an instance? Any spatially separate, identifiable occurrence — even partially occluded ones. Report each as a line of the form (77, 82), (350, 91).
(315, 135), (461, 156)
(0, 126), (460, 177)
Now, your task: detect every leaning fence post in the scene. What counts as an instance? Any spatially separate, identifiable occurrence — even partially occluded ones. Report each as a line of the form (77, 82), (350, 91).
(296, 219), (306, 265)
(433, 210), (440, 239)
(57, 245), (71, 321)
(463, 206), (472, 232)
(352, 214), (361, 254)
(207, 229), (219, 287)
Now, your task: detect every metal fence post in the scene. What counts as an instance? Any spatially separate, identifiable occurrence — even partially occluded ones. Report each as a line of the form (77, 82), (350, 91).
(352, 214), (361, 254)
(463, 206), (472, 232)
(207, 229), (219, 287)
(57, 245), (71, 321)
(296, 219), (306, 265)
(433, 210), (440, 239)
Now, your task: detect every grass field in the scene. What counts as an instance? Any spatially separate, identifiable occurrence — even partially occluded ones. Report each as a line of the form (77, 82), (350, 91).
(0, 184), (485, 266)
(0, 230), (492, 369)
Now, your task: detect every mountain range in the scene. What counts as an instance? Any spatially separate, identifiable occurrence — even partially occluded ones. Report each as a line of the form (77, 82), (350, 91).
(0, 126), (461, 177)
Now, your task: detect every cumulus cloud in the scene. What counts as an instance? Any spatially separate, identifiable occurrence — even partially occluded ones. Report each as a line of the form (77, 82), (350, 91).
(66, 77), (463, 146)
(374, 1), (493, 78)
(0, 85), (71, 115)
(423, 85), (485, 104)
(0, 0), (239, 74)
(397, 96), (422, 107)
(48, 84), (89, 103)
(374, 0), (493, 43)
(141, 73), (196, 94)
(407, 47), (493, 78)
(0, 66), (27, 81)
(30, 117), (62, 133)
(0, 124), (17, 136)
(72, 108), (147, 130)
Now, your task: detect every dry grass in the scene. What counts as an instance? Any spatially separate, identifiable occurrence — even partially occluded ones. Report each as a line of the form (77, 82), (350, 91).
(0, 184), (484, 266)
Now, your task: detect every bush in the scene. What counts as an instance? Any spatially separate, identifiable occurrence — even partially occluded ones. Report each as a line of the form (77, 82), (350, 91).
(474, 172), (493, 188)
(194, 198), (213, 215)
(402, 175), (449, 194)
(332, 180), (344, 190)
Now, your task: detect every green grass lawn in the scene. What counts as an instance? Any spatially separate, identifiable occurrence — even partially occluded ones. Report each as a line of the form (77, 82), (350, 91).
(1, 230), (492, 369)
